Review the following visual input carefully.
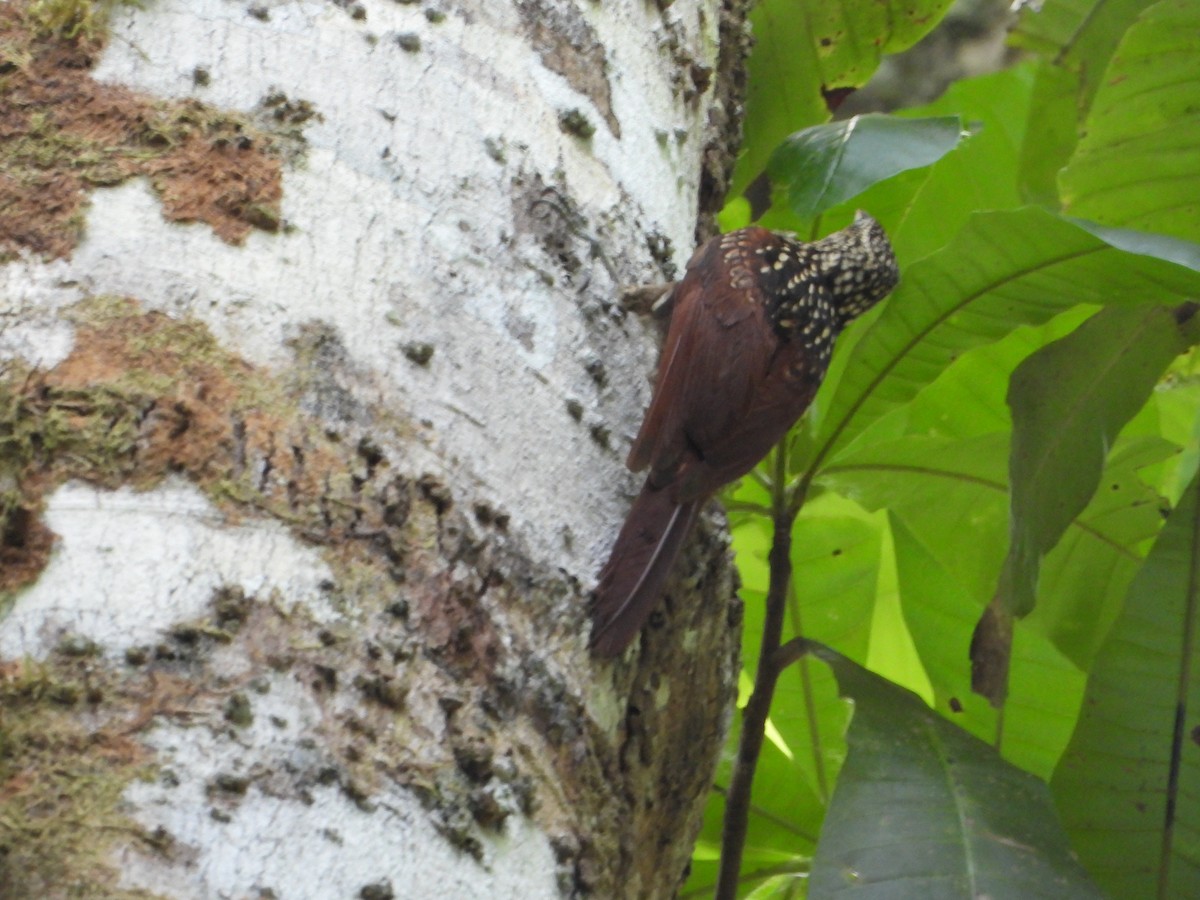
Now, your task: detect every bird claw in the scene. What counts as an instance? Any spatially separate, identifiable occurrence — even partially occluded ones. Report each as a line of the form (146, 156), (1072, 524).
(619, 282), (676, 318)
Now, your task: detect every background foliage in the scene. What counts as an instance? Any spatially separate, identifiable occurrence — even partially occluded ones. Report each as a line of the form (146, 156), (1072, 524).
(685, 0), (1200, 896)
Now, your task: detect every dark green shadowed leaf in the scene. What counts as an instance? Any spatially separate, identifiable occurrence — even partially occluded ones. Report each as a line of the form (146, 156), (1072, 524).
(998, 304), (1200, 628)
(768, 115), (966, 221)
(807, 643), (1102, 898)
(1052, 470), (1200, 898)
(1030, 434), (1179, 667)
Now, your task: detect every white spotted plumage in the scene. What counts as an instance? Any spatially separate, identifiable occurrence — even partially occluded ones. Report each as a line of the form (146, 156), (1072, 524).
(741, 212), (898, 359)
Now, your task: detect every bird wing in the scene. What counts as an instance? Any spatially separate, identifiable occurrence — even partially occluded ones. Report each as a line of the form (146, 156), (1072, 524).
(626, 234), (774, 486)
(624, 277), (694, 475)
(676, 273), (835, 497)
(695, 317), (827, 491)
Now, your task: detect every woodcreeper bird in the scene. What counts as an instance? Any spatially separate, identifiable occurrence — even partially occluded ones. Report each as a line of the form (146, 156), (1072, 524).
(591, 212), (899, 655)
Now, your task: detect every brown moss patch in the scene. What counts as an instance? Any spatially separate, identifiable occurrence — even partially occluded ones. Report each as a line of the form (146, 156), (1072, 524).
(0, 300), (423, 603)
(46, 303), (253, 487)
(3, 305), (307, 511)
(0, 0), (291, 261)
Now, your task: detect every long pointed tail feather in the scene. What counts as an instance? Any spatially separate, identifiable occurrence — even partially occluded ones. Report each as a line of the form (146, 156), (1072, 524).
(590, 482), (699, 656)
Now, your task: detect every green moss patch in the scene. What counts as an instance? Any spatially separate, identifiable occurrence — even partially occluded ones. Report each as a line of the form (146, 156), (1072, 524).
(0, 652), (164, 898)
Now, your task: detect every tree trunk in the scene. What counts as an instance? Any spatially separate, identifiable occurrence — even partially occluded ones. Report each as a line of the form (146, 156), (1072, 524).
(0, 1), (749, 897)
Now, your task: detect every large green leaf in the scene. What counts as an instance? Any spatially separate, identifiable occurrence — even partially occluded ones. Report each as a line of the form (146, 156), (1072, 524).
(767, 115), (965, 221)
(890, 517), (1087, 780)
(1052, 471), (1200, 897)
(802, 208), (1200, 471)
(824, 430), (1177, 671)
(756, 62), (1034, 252)
(822, 433), (1012, 605)
(788, 509), (882, 661)
(1016, 60), (1080, 208)
(886, 66), (1033, 261)
(1060, 0), (1200, 242)
(1011, 0), (1159, 114)
(902, 307), (1095, 441)
(998, 304), (1200, 626)
(808, 644), (1102, 898)
(1029, 434), (1177, 666)
(1012, 0), (1168, 210)
(734, 0), (956, 198)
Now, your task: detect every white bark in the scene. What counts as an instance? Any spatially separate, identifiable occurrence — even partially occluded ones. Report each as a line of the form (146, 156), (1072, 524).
(0, 1), (746, 896)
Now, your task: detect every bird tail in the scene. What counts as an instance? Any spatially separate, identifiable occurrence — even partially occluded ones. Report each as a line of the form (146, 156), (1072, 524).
(590, 481), (699, 656)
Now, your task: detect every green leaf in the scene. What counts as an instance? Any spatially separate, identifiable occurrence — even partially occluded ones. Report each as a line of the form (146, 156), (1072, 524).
(1016, 60), (1080, 208)
(1012, 0), (1166, 210)
(890, 516), (1087, 780)
(767, 115), (966, 221)
(788, 510), (883, 660)
(803, 208), (1200, 471)
(1030, 434), (1178, 666)
(744, 873), (806, 899)
(1153, 372), (1200, 503)
(1011, 0), (1160, 115)
(1051, 471), (1200, 897)
(822, 433), (1012, 605)
(808, 643), (1102, 897)
(1068, 218), (1200, 271)
(753, 57), (1033, 246)
(1059, 0), (1200, 242)
(999, 304), (1200, 624)
(887, 66), (1034, 261)
(733, 0), (956, 197)
(823, 429), (1177, 671)
(902, 307), (1095, 441)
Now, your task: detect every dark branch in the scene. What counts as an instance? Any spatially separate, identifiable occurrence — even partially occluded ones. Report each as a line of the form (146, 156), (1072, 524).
(716, 447), (797, 899)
